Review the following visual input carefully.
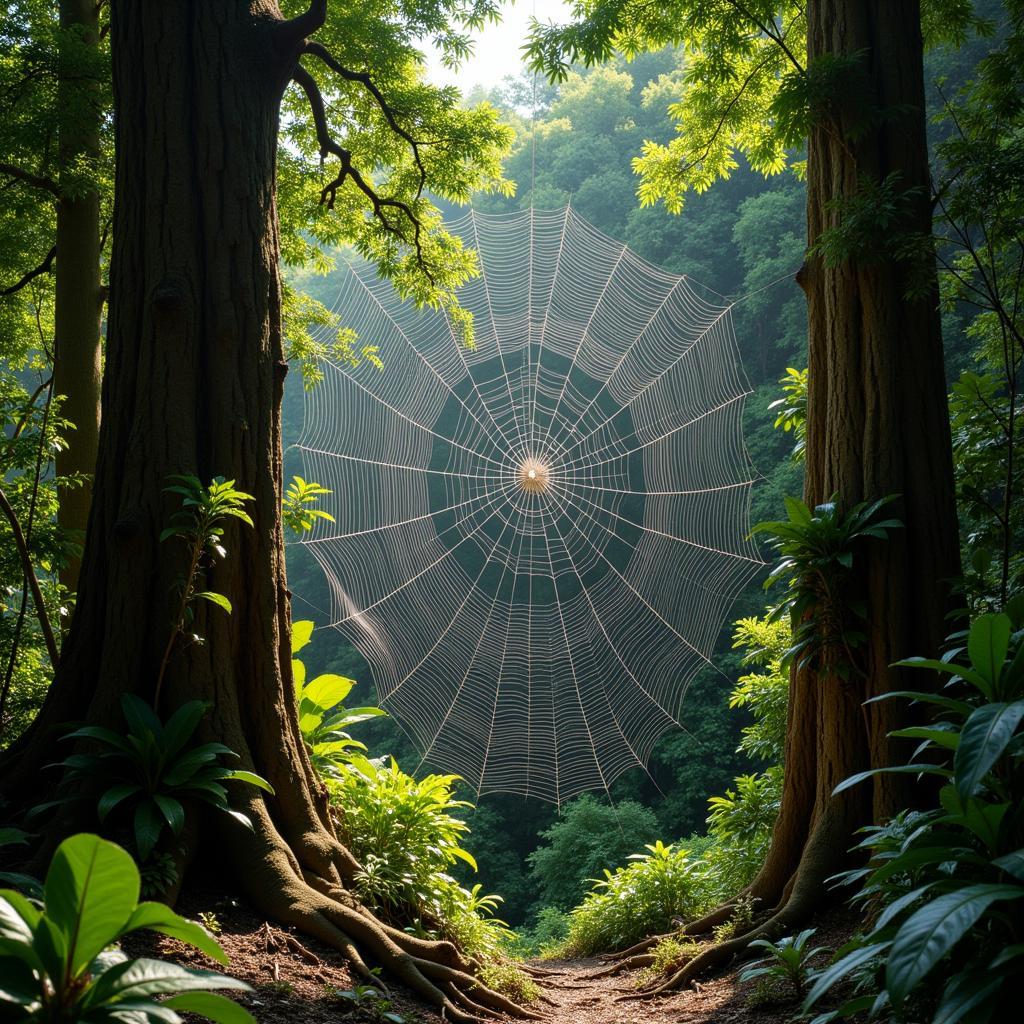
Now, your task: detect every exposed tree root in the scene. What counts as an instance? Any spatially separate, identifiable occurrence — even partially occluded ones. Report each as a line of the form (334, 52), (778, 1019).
(617, 812), (846, 999)
(225, 809), (539, 1022)
(586, 954), (656, 979)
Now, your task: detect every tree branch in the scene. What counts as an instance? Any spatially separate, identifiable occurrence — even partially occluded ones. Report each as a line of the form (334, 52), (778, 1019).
(0, 486), (60, 669)
(303, 41), (427, 199)
(0, 161), (59, 197)
(1, 246), (57, 297)
(291, 65), (432, 281)
(276, 0), (328, 53)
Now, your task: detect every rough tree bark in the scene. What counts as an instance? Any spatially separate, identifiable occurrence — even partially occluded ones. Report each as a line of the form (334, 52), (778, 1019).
(629, 0), (962, 993)
(54, 0), (104, 592)
(0, 3), (531, 1018)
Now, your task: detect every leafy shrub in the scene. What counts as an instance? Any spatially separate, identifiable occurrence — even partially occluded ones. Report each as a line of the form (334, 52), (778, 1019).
(0, 832), (252, 1023)
(42, 695), (272, 862)
(740, 928), (828, 1002)
(701, 769), (782, 901)
(291, 620), (384, 779)
(804, 608), (1024, 1024)
(527, 794), (660, 910)
(509, 906), (570, 957)
(558, 841), (704, 955)
(328, 757), (528, 991)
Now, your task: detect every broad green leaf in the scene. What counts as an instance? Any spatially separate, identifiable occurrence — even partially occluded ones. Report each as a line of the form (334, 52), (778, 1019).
(291, 620), (314, 654)
(451, 847), (478, 871)
(164, 990), (256, 1024)
(121, 694), (163, 739)
(83, 958), (250, 1008)
(221, 770), (275, 794)
(98, 783), (143, 822)
(44, 834), (139, 977)
(954, 700), (1024, 798)
(887, 884), (1024, 1004)
(301, 674), (355, 710)
(292, 657), (306, 688)
(61, 725), (133, 752)
(966, 613), (1011, 689)
(161, 701), (208, 759)
(124, 903), (228, 964)
(152, 795), (186, 835)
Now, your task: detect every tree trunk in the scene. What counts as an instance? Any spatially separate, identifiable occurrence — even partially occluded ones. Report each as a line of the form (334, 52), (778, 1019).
(54, 0), (104, 592)
(2, 4), (530, 1018)
(645, 1), (961, 990)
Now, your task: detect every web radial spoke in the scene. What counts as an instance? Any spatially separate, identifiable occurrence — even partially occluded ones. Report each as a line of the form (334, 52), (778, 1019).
(300, 206), (760, 802)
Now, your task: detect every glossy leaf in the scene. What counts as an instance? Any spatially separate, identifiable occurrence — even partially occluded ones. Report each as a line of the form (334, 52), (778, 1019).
(44, 834), (139, 977)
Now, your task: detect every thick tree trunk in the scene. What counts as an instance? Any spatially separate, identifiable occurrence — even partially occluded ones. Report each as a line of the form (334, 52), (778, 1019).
(54, 0), (104, 592)
(2, 4), (530, 1018)
(643, 1), (961, 991)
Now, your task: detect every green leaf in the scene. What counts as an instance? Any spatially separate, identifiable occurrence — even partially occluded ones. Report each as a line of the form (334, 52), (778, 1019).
(221, 770), (275, 794)
(194, 591), (232, 614)
(98, 783), (143, 822)
(83, 958), (250, 1008)
(833, 763), (951, 795)
(121, 694), (163, 739)
(886, 884), (1024, 1004)
(992, 849), (1024, 881)
(451, 847), (478, 872)
(152, 795), (186, 835)
(62, 725), (133, 752)
(134, 801), (166, 861)
(966, 613), (1011, 689)
(124, 903), (229, 964)
(301, 674), (355, 710)
(803, 942), (890, 1010)
(954, 700), (1024, 799)
(162, 701), (208, 759)
(164, 990), (256, 1024)
(932, 970), (1003, 1024)
(292, 621), (314, 654)
(44, 834), (139, 977)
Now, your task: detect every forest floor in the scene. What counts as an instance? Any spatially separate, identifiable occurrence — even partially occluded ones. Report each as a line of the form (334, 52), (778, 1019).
(127, 888), (834, 1024)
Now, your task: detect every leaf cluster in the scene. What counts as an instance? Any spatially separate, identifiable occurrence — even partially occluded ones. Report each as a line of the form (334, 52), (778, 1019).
(291, 620), (384, 778)
(753, 495), (902, 677)
(0, 832), (252, 1023)
(805, 607), (1024, 1023)
(41, 695), (272, 863)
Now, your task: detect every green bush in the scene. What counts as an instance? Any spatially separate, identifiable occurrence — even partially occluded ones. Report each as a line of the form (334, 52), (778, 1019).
(557, 840), (704, 955)
(327, 757), (530, 992)
(0, 833), (252, 1023)
(527, 794), (661, 910)
(40, 695), (272, 863)
(804, 608), (1024, 1024)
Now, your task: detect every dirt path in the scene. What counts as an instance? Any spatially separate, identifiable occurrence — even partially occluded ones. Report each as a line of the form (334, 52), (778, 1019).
(533, 958), (780, 1024)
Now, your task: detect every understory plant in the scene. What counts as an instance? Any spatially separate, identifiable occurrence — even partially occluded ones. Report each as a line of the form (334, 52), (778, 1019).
(804, 607), (1024, 1023)
(0, 832), (253, 1023)
(327, 757), (533, 996)
(558, 840), (704, 955)
(753, 495), (902, 677)
(740, 928), (828, 1003)
(41, 695), (272, 866)
(291, 620), (385, 779)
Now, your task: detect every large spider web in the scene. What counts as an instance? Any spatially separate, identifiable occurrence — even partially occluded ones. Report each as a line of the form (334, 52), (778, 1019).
(297, 206), (762, 802)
